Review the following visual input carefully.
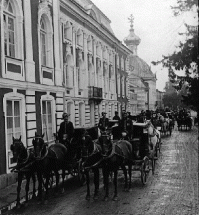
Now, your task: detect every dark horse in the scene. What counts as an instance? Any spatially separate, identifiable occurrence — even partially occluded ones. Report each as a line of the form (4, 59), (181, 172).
(32, 133), (67, 204)
(10, 136), (37, 209)
(99, 133), (133, 201)
(81, 130), (103, 201)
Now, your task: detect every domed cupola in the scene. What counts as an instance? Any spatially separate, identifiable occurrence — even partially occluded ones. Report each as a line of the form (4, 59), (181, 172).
(124, 14), (141, 56)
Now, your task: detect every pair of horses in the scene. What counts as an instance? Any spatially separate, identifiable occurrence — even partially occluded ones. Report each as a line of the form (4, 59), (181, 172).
(10, 135), (69, 207)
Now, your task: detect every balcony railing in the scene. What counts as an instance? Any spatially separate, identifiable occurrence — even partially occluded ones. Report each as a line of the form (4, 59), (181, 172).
(88, 86), (103, 101)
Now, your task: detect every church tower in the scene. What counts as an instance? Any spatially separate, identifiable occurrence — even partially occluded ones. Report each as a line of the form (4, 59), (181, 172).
(124, 14), (141, 56)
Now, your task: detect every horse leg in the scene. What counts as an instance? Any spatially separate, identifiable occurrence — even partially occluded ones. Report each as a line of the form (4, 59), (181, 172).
(103, 167), (109, 201)
(16, 172), (23, 209)
(112, 170), (118, 201)
(54, 170), (59, 195)
(128, 164), (132, 191)
(32, 172), (36, 199)
(24, 172), (31, 207)
(85, 170), (91, 200)
(60, 168), (65, 194)
(93, 168), (99, 200)
(44, 172), (50, 204)
(121, 165), (128, 191)
(36, 171), (43, 203)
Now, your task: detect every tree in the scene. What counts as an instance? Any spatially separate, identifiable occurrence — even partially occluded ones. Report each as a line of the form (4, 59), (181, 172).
(152, 0), (198, 112)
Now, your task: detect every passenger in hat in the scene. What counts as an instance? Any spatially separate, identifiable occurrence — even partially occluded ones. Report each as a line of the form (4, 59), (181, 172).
(98, 112), (109, 132)
(58, 112), (74, 146)
(112, 111), (121, 140)
(120, 111), (133, 140)
(113, 111), (120, 121)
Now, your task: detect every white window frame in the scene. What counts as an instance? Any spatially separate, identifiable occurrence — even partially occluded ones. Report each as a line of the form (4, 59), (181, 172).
(38, 11), (54, 85)
(40, 94), (56, 143)
(3, 91), (26, 173)
(65, 100), (75, 125)
(2, 0), (24, 80)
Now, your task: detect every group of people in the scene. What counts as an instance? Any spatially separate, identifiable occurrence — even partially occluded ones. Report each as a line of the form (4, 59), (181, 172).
(57, 110), (135, 146)
(57, 108), (173, 146)
(98, 111), (133, 140)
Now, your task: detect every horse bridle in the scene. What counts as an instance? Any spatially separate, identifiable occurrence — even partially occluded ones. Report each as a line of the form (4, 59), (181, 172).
(12, 141), (29, 165)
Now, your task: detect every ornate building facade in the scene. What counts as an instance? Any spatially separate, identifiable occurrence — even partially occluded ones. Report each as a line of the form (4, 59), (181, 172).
(0, 0), (130, 177)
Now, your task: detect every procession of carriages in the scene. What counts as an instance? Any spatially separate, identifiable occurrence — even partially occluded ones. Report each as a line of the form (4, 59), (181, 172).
(10, 108), (181, 208)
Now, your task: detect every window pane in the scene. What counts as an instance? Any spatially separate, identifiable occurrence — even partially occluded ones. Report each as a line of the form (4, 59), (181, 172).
(7, 117), (13, 129)
(14, 101), (20, 116)
(9, 31), (14, 43)
(9, 44), (15, 57)
(42, 115), (47, 127)
(14, 116), (20, 128)
(42, 101), (46, 114)
(7, 101), (12, 116)
(8, 17), (14, 31)
(47, 101), (51, 114)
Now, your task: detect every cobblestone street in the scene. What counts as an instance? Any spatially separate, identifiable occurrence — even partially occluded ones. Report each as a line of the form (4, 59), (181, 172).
(3, 124), (198, 215)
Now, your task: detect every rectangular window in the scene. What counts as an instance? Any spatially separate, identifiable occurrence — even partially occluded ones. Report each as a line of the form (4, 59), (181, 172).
(6, 100), (21, 158)
(42, 100), (53, 141)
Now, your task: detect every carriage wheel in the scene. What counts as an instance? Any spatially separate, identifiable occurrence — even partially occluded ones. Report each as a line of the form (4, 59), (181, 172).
(78, 159), (86, 186)
(141, 156), (149, 185)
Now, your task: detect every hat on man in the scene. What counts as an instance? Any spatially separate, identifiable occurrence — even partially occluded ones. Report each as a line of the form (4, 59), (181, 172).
(102, 112), (107, 115)
(62, 112), (70, 119)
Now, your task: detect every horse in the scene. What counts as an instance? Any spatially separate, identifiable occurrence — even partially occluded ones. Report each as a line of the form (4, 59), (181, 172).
(99, 133), (133, 201)
(81, 131), (103, 201)
(10, 136), (37, 209)
(32, 133), (68, 204)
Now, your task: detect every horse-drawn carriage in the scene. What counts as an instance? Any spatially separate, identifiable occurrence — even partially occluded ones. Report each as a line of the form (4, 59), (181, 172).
(129, 122), (159, 184)
(176, 115), (193, 130)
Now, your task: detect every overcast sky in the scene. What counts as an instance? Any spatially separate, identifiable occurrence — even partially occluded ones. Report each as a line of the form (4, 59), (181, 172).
(91, 0), (197, 91)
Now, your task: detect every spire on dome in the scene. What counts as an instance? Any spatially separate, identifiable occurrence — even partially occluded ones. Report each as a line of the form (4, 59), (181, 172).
(128, 14), (134, 31)
(124, 14), (141, 55)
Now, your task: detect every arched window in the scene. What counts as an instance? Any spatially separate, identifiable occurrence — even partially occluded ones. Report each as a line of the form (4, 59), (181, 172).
(64, 21), (72, 41)
(2, 0), (24, 80)
(39, 12), (54, 85)
(77, 29), (83, 47)
(87, 36), (92, 53)
(40, 18), (47, 66)
(4, 1), (15, 57)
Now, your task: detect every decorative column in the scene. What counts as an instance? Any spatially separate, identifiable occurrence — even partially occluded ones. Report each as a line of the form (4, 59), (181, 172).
(53, 0), (62, 86)
(23, 0), (35, 82)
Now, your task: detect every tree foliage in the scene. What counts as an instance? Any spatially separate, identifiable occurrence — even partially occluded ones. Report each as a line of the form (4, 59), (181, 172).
(152, 0), (198, 111)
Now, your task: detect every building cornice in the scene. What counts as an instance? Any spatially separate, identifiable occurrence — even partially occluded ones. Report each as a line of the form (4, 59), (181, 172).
(0, 78), (64, 93)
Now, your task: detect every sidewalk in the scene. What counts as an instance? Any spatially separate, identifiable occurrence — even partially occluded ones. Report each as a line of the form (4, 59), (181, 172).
(0, 173), (74, 214)
(0, 178), (38, 214)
